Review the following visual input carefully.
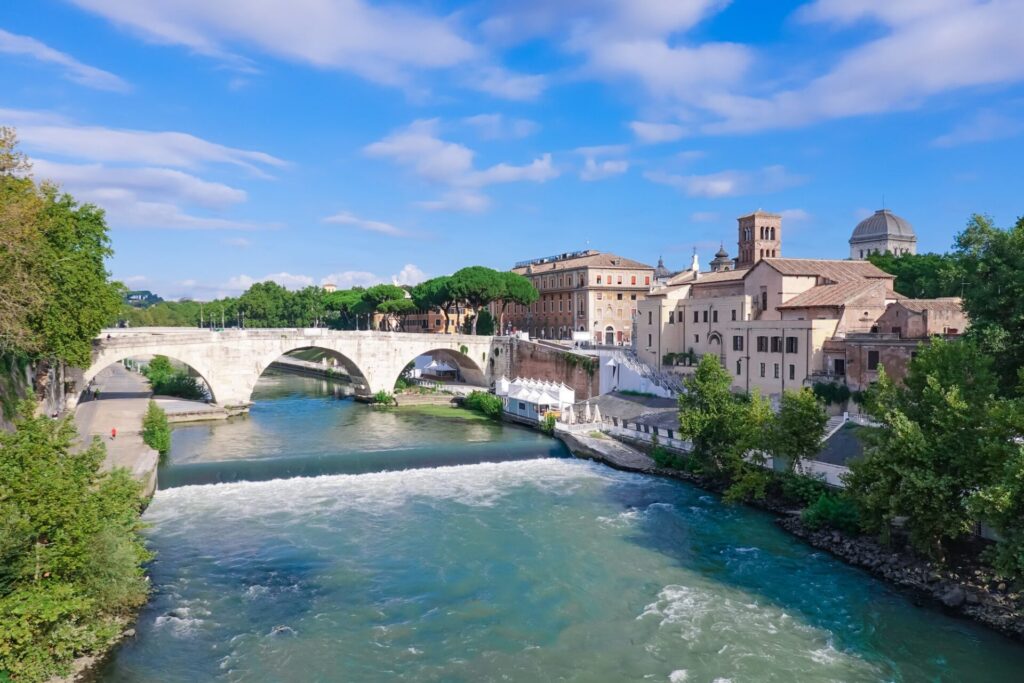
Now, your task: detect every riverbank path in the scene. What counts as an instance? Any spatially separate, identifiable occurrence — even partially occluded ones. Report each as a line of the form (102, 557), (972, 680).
(73, 364), (159, 495)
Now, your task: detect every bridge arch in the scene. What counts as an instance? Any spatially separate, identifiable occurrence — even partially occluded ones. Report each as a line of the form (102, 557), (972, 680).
(81, 350), (217, 403)
(391, 347), (488, 393)
(250, 344), (372, 398)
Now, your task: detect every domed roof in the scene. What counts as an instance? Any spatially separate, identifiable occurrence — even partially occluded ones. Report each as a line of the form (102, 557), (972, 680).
(850, 209), (916, 244)
(653, 256), (672, 279)
(714, 245), (729, 258)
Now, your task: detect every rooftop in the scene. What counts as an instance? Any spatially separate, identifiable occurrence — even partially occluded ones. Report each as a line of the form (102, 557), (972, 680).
(512, 251), (653, 274)
(754, 257), (895, 282)
(895, 297), (963, 313)
(850, 209), (916, 244)
(776, 279), (892, 309)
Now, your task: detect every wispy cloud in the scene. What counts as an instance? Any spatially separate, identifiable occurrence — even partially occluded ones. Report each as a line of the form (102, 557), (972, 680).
(462, 114), (539, 140)
(645, 165), (807, 198)
(931, 109), (1024, 147)
(365, 119), (559, 212)
(0, 28), (130, 92)
(323, 211), (408, 236)
(630, 121), (686, 144)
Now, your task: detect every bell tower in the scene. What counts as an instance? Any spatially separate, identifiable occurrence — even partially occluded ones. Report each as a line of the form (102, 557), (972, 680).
(736, 210), (781, 269)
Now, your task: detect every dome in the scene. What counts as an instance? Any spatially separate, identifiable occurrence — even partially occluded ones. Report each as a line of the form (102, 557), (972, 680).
(653, 256), (672, 280)
(714, 245), (729, 258)
(850, 209), (915, 244)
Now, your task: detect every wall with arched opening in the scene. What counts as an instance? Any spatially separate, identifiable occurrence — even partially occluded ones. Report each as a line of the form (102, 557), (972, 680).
(82, 353), (217, 403)
(397, 348), (488, 391)
(249, 345), (372, 400)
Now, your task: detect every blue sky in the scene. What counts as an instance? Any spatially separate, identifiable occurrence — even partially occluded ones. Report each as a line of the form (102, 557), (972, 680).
(2, 0), (1023, 300)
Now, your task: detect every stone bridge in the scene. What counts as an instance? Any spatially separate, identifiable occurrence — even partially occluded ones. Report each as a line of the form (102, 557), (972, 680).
(79, 328), (499, 409)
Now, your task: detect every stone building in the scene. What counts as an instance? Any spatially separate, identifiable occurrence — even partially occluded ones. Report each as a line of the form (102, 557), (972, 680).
(636, 210), (960, 399)
(849, 209), (917, 259)
(493, 250), (655, 344)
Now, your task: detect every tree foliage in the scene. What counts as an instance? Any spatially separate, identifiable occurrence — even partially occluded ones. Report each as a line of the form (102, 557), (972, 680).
(953, 214), (1024, 396)
(0, 403), (150, 681)
(867, 251), (959, 299)
(142, 355), (205, 400)
(766, 389), (828, 472)
(0, 129), (122, 366)
(449, 267), (504, 335)
(845, 339), (1016, 559)
(141, 400), (171, 457)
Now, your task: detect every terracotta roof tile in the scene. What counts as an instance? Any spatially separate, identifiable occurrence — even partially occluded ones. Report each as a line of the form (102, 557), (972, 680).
(755, 258), (894, 281)
(777, 279), (890, 309)
(896, 297), (963, 313)
(512, 251), (653, 274)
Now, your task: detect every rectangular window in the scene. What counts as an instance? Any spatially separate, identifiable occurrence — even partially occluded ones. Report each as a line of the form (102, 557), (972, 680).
(668, 311), (675, 324)
(645, 276), (650, 285)
(630, 294), (637, 300)
(732, 335), (744, 351)
(771, 336), (782, 353)
(518, 402), (526, 411)
(597, 292), (603, 300)
(694, 334), (700, 343)
(757, 336), (768, 352)
(648, 334), (652, 347)
(648, 311), (653, 324)
(631, 275), (637, 285)
(789, 364), (795, 380)
(617, 293), (623, 300)
(617, 275), (623, 284)
(785, 336), (798, 353)
(892, 326), (902, 337)
(712, 310), (718, 323)
(559, 300), (563, 312)
(867, 350), (880, 370)
(774, 363), (780, 378)
(693, 311), (699, 323)
(702, 311), (708, 323)
(596, 275), (602, 284)
(731, 309), (737, 321)
(760, 362), (766, 378)
(736, 360), (742, 376)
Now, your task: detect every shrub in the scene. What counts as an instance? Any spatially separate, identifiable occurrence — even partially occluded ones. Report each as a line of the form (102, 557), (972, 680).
(774, 471), (829, 507)
(143, 355), (205, 400)
(463, 391), (503, 420)
(541, 413), (556, 435)
(811, 381), (851, 406)
(802, 493), (861, 534)
(372, 390), (395, 406)
(141, 400), (171, 457)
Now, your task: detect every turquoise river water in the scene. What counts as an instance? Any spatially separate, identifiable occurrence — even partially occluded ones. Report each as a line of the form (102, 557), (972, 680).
(98, 373), (1024, 682)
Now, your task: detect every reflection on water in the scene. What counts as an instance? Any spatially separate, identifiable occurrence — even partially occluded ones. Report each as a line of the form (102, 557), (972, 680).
(97, 373), (1024, 682)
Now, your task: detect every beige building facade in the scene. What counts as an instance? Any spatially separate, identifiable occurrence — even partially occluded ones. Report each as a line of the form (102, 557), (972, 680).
(635, 209), (974, 399)
(494, 250), (655, 344)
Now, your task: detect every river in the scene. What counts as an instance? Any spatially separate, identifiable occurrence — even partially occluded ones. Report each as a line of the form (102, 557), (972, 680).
(97, 372), (1024, 682)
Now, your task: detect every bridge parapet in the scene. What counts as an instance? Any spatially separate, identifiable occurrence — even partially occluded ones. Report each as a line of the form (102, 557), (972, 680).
(84, 329), (501, 410)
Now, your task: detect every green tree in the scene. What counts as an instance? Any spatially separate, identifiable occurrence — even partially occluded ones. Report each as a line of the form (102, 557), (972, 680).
(677, 355), (770, 486)
(846, 339), (1015, 560)
(952, 214), (1024, 396)
(412, 276), (459, 333)
(969, 433), (1024, 577)
(0, 404), (150, 681)
(867, 252), (959, 299)
(494, 271), (538, 334)
(449, 267), (504, 335)
(324, 288), (364, 329)
(360, 284), (409, 331)
(288, 286), (326, 327)
(765, 388), (828, 472)
(141, 400), (171, 456)
(237, 281), (291, 327)
(464, 309), (496, 335)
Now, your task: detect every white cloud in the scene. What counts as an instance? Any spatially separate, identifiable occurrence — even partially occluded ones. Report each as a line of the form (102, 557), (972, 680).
(779, 208), (811, 223)
(580, 158), (629, 181)
(33, 160), (246, 210)
(630, 121), (686, 144)
(222, 237), (251, 248)
(0, 28), (130, 92)
(931, 110), (1024, 148)
(10, 108), (287, 175)
(704, 0), (1024, 133)
(645, 165), (807, 198)
(462, 114), (539, 140)
(67, 0), (476, 88)
(319, 271), (380, 289)
(468, 66), (547, 101)
(323, 211), (407, 236)
(392, 264), (426, 286)
(365, 119), (560, 211)
(224, 272), (314, 293)
(417, 190), (491, 213)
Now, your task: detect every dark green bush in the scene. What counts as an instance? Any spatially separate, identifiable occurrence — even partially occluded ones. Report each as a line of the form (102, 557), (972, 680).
(775, 471), (829, 507)
(802, 493), (861, 534)
(463, 391), (503, 420)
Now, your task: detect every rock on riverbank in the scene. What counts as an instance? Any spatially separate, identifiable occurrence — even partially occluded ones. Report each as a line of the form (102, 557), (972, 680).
(778, 516), (1024, 642)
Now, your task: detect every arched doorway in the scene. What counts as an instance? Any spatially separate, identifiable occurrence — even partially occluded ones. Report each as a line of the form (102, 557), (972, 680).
(604, 325), (615, 345)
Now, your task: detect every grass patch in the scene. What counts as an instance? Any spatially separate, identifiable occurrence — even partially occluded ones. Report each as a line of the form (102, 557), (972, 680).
(396, 404), (495, 423)
(588, 430), (608, 439)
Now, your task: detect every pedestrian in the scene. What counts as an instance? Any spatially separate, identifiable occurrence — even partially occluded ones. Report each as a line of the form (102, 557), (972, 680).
(111, 427), (117, 440)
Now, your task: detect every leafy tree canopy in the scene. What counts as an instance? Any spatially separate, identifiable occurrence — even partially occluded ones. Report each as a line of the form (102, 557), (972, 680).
(867, 251), (959, 299)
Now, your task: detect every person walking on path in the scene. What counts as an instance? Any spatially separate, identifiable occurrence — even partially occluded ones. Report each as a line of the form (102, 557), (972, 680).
(111, 427), (117, 440)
